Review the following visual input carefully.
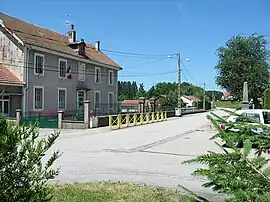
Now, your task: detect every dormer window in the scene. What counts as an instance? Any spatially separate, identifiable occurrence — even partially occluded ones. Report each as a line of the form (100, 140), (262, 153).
(78, 43), (85, 56)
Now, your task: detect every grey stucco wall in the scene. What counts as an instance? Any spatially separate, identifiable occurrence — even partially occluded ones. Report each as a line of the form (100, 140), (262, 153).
(0, 86), (22, 117)
(26, 49), (118, 114)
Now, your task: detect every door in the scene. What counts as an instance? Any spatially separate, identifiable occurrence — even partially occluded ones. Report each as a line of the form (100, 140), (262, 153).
(76, 90), (85, 121)
(0, 100), (9, 116)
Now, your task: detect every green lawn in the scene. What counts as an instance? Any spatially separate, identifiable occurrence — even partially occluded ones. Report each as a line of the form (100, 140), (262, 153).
(52, 182), (197, 202)
(215, 100), (241, 109)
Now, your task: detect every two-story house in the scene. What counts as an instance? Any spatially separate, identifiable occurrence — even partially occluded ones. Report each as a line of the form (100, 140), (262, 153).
(0, 12), (122, 117)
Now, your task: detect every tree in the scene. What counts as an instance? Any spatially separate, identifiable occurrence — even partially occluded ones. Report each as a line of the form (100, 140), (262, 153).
(0, 115), (61, 201)
(137, 83), (146, 98)
(215, 34), (270, 107)
(183, 111), (270, 201)
(206, 90), (223, 101)
(263, 88), (270, 109)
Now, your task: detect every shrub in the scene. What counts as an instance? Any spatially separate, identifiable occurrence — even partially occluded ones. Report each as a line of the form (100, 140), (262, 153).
(183, 110), (270, 201)
(0, 115), (61, 202)
(263, 88), (270, 109)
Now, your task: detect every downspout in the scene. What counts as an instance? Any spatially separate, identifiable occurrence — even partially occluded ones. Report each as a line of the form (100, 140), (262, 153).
(22, 46), (31, 115)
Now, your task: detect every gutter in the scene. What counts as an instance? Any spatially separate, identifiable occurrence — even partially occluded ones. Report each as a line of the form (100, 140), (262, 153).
(0, 82), (24, 87)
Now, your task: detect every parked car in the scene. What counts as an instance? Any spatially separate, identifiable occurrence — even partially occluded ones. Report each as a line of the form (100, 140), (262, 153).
(220, 109), (270, 148)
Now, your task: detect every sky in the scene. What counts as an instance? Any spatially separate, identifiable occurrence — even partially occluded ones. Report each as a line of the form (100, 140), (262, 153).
(1, 0), (270, 92)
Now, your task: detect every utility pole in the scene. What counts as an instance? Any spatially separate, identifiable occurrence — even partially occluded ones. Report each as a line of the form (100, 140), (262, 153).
(176, 52), (182, 116)
(203, 83), (206, 110)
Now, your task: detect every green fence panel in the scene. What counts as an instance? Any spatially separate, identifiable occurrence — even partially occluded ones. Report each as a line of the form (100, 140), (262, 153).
(20, 116), (58, 129)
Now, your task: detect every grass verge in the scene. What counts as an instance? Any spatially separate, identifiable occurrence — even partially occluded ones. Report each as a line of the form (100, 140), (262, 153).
(52, 181), (197, 202)
(215, 100), (240, 109)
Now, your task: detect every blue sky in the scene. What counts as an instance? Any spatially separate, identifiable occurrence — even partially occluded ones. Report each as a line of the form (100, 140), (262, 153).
(1, 0), (270, 91)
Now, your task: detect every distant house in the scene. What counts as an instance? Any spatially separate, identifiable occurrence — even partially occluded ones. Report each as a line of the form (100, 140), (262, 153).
(221, 92), (233, 100)
(120, 99), (159, 113)
(181, 96), (199, 107)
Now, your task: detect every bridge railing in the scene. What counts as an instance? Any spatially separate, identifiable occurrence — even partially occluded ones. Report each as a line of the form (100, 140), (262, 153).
(109, 111), (167, 130)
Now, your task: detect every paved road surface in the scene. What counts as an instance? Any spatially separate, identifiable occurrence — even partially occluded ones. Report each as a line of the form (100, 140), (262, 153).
(43, 110), (229, 201)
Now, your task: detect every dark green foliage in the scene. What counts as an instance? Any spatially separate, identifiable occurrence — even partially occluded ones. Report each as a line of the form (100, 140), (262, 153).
(215, 34), (270, 106)
(263, 88), (270, 109)
(183, 110), (270, 201)
(205, 90), (223, 101)
(118, 81), (211, 108)
(0, 115), (61, 202)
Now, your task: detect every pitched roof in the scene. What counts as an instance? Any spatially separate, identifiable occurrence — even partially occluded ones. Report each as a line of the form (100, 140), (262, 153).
(0, 12), (121, 69)
(121, 99), (158, 107)
(223, 92), (231, 97)
(0, 63), (24, 85)
(183, 96), (198, 101)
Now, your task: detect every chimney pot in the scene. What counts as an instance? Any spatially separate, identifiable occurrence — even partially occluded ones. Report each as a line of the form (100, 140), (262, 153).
(95, 40), (100, 51)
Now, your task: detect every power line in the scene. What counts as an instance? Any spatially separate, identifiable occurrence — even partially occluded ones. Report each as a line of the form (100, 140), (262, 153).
(0, 60), (176, 78)
(101, 49), (176, 57)
(126, 57), (168, 69)
(0, 28), (177, 58)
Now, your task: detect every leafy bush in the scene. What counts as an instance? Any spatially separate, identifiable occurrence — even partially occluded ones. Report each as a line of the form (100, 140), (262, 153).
(263, 88), (270, 109)
(0, 115), (61, 202)
(183, 110), (270, 201)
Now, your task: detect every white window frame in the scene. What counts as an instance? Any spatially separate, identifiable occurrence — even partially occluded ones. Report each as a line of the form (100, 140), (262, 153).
(58, 88), (67, 110)
(33, 85), (44, 111)
(34, 53), (45, 76)
(78, 62), (85, 81)
(95, 67), (101, 84)
(94, 91), (101, 110)
(108, 92), (114, 109)
(58, 58), (67, 79)
(108, 70), (113, 85)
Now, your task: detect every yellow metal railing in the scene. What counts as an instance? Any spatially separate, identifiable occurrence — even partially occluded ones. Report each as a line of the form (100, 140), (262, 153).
(109, 111), (167, 130)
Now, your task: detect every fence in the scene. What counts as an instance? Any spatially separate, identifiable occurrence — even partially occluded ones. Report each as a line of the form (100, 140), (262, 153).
(62, 110), (85, 121)
(109, 111), (167, 130)
(94, 103), (172, 116)
(20, 111), (58, 128)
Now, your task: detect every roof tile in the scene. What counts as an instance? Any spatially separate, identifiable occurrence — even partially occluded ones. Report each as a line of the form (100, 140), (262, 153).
(0, 63), (24, 85)
(0, 12), (121, 69)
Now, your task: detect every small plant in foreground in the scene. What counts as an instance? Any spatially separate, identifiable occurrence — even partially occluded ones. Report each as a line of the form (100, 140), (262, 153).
(0, 115), (61, 202)
(182, 110), (270, 201)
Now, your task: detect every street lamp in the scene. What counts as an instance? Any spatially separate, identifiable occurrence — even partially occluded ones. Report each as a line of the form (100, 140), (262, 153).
(168, 53), (190, 117)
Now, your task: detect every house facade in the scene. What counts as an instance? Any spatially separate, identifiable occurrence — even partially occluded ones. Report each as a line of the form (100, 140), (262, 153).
(181, 95), (199, 107)
(0, 12), (121, 117)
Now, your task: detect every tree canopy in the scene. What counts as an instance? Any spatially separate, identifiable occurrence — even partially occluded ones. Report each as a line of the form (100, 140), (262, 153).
(118, 81), (219, 108)
(215, 34), (270, 103)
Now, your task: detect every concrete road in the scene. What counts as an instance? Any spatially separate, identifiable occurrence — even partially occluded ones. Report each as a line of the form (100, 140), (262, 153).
(43, 110), (229, 201)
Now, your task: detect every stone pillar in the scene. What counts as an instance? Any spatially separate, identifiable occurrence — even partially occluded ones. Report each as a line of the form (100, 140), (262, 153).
(149, 97), (156, 112)
(242, 81), (249, 110)
(15, 109), (21, 125)
(57, 111), (63, 129)
(84, 100), (90, 129)
(138, 97), (145, 113)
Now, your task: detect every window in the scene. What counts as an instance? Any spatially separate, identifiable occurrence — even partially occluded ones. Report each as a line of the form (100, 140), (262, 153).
(33, 86), (44, 110)
(58, 88), (67, 110)
(59, 59), (67, 78)
(34, 53), (44, 75)
(94, 91), (101, 109)
(78, 63), (85, 81)
(236, 112), (260, 123)
(108, 70), (113, 85)
(108, 92), (114, 109)
(95, 67), (101, 83)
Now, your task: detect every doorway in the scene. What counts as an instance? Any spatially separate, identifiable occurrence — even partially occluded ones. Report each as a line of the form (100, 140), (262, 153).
(76, 90), (85, 120)
(0, 96), (10, 116)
